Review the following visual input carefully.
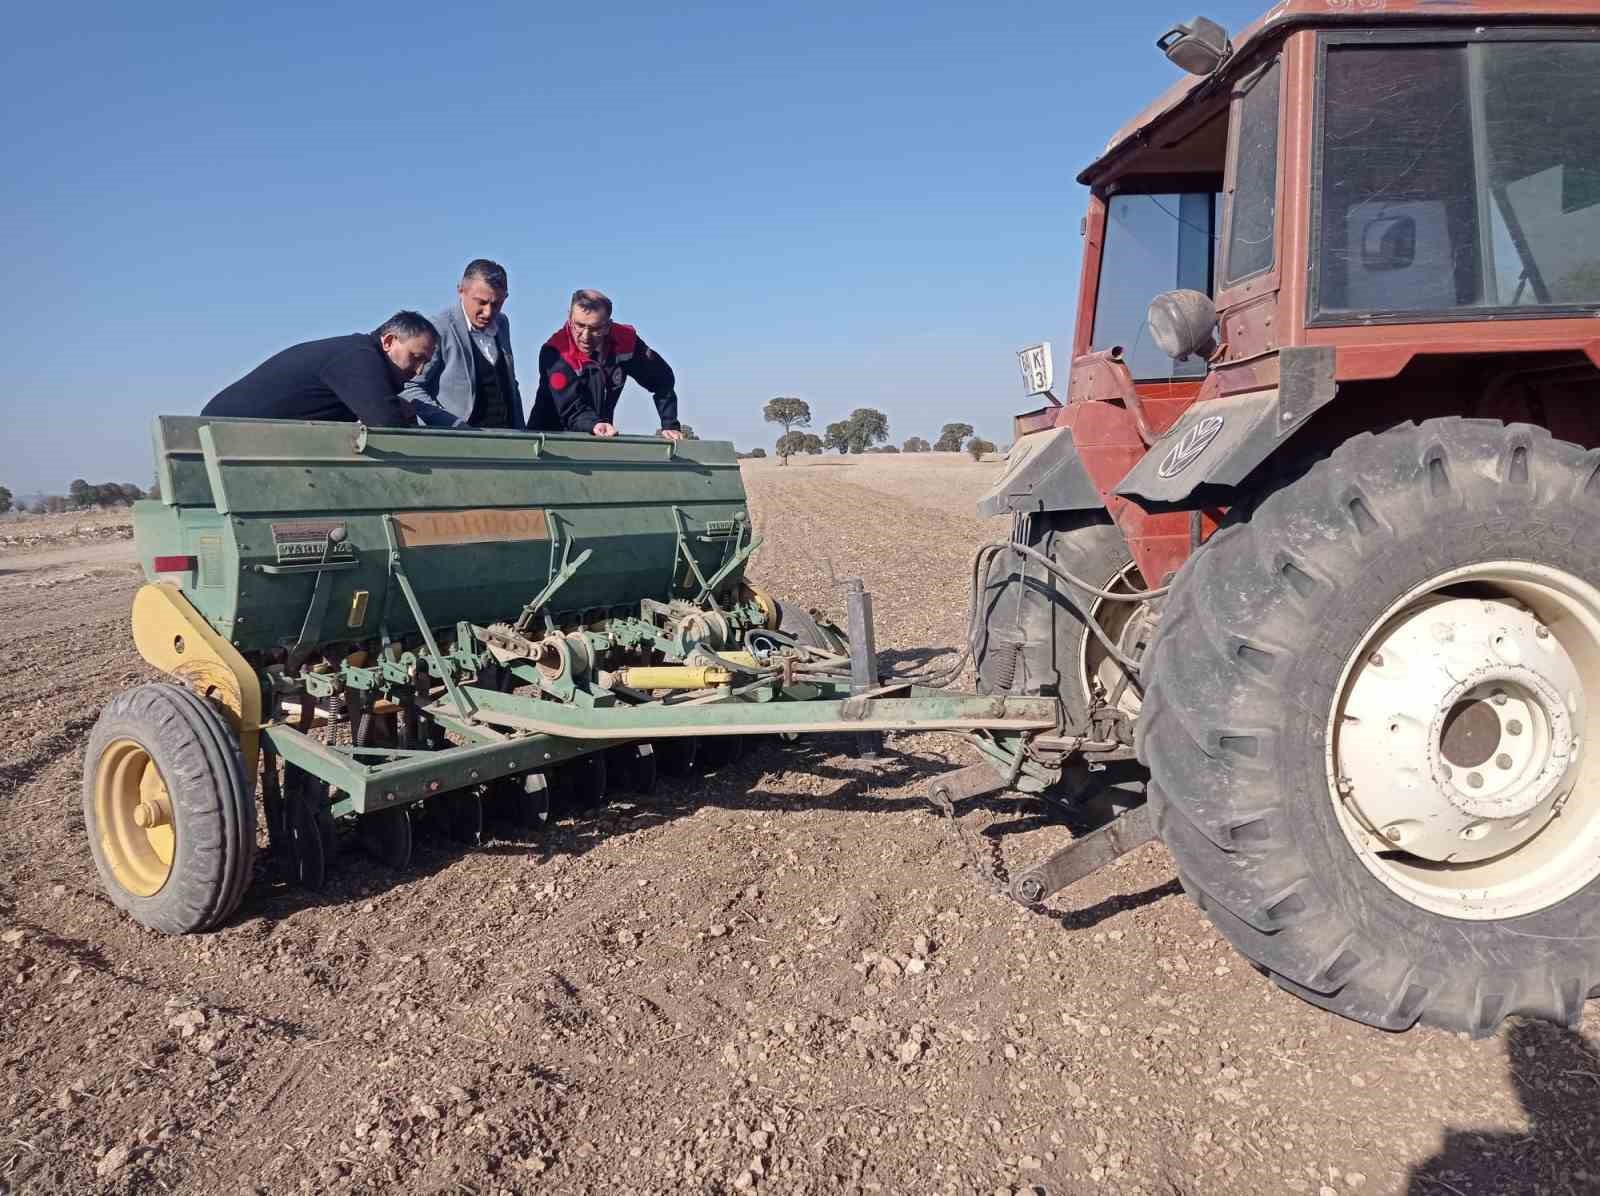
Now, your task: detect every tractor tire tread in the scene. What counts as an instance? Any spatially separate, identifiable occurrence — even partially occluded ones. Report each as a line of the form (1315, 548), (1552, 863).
(1138, 417), (1600, 1036)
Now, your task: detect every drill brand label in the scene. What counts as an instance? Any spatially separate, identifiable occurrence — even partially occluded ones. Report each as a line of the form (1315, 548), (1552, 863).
(392, 508), (550, 548)
(270, 520), (354, 564)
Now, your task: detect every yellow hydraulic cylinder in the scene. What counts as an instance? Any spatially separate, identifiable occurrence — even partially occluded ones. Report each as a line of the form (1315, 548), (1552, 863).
(614, 665), (735, 690)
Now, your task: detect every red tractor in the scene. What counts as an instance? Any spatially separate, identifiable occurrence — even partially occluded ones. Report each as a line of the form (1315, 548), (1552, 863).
(977, 1), (1600, 1036)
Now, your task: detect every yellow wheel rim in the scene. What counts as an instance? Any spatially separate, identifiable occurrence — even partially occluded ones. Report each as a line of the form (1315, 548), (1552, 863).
(95, 739), (175, 896)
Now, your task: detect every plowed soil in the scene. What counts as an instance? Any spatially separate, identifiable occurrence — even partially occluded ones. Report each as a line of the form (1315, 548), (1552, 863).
(1, 458), (1596, 1196)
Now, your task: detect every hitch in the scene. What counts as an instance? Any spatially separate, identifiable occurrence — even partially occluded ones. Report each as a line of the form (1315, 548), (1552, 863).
(1009, 801), (1156, 905)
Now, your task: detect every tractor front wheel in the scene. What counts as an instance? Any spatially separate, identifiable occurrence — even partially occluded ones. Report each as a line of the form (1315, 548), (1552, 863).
(83, 683), (256, 934)
(1139, 418), (1600, 1035)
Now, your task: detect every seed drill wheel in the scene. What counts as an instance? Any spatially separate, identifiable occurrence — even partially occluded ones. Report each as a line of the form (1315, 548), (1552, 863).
(607, 744), (657, 795)
(280, 765), (337, 889)
(492, 770), (551, 836)
(82, 683), (256, 934)
(977, 512), (1151, 724)
(656, 737), (699, 778)
(698, 735), (747, 772)
(1139, 419), (1600, 1036)
(560, 751), (609, 811)
(432, 790), (484, 846)
(358, 806), (413, 869)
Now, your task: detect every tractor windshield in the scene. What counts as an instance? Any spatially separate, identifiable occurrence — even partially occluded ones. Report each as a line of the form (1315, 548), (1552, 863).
(1091, 191), (1219, 380)
(1314, 36), (1600, 321)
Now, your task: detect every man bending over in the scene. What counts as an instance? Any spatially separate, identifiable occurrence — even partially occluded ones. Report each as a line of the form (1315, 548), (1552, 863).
(203, 311), (437, 427)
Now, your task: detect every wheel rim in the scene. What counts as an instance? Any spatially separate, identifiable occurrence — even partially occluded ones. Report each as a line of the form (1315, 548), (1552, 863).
(1078, 559), (1150, 717)
(1328, 561), (1600, 919)
(95, 739), (175, 897)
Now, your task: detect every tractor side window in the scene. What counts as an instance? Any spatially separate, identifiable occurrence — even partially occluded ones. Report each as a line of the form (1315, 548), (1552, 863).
(1223, 58), (1281, 285)
(1481, 42), (1600, 306)
(1091, 192), (1218, 381)
(1315, 38), (1600, 320)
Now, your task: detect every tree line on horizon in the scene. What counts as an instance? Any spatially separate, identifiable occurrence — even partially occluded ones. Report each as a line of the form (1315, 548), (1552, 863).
(760, 398), (997, 464)
(0, 478), (155, 516)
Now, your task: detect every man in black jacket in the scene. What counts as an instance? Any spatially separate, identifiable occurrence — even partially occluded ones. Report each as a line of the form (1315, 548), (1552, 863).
(530, 290), (682, 438)
(202, 311), (438, 427)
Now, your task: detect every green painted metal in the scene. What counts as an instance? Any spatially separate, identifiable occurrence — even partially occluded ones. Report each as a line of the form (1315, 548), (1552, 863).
(135, 416), (752, 653)
(262, 684), (1059, 814)
(132, 412), (1069, 829)
(456, 685), (1061, 738)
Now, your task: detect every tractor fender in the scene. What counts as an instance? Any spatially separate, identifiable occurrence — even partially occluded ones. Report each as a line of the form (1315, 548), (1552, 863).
(1115, 346), (1338, 506)
(976, 425), (1105, 518)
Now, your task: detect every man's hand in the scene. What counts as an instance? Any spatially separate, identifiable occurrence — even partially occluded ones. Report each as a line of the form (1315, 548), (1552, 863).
(592, 422), (618, 438)
(658, 428), (684, 441)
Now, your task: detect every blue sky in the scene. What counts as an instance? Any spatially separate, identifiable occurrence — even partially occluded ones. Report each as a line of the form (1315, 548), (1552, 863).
(0, 0), (1265, 493)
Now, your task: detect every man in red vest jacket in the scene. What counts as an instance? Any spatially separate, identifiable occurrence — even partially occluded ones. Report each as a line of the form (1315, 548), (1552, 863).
(530, 290), (682, 439)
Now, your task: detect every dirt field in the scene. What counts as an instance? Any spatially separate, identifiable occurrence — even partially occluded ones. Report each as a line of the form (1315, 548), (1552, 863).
(2, 456), (1597, 1196)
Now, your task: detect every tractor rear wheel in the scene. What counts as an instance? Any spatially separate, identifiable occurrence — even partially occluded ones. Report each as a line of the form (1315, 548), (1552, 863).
(1139, 418), (1600, 1035)
(976, 513), (1151, 728)
(83, 683), (256, 934)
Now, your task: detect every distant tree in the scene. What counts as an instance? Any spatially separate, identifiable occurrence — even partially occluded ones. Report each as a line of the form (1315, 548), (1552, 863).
(902, 436), (931, 453)
(745, 447), (767, 458)
(776, 430), (811, 458)
(119, 483), (145, 503)
(0, 486), (11, 515)
(823, 420), (851, 454)
(40, 495), (69, 513)
(872, 444), (900, 454)
(843, 408), (890, 454)
(800, 433), (824, 454)
(966, 437), (998, 461)
(677, 425), (697, 440)
(68, 478), (94, 507)
(763, 397), (812, 464)
(934, 423), (974, 452)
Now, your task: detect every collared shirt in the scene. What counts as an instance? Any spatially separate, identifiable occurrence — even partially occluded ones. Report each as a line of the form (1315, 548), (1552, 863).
(463, 302), (500, 366)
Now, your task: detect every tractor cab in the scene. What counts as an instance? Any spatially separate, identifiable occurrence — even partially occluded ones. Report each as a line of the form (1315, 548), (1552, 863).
(989, 1), (1600, 591)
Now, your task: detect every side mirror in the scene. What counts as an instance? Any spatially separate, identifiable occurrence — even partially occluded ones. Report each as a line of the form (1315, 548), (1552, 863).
(1156, 16), (1232, 76)
(1361, 214), (1417, 272)
(1147, 290), (1218, 362)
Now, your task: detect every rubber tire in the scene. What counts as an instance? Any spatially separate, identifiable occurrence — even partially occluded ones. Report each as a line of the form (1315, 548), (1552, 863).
(1138, 418), (1600, 1036)
(82, 683), (256, 934)
(976, 512), (1144, 726)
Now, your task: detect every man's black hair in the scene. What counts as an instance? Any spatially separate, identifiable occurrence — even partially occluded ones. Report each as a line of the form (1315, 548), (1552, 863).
(462, 258), (510, 291)
(373, 310), (438, 341)
(570, 288), (613, 317)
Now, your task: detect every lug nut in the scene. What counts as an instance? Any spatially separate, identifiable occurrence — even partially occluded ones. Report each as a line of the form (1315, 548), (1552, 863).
(1535, 625), (1550, 639)
(1370, 652), (1384, 667)
(1467, 771), (1484, 788)
(1507, 720), (1523, 736)
(1492, 690), (1507, 706)
(1384, 826), (1404, 842)
(1496, 753), (1513, 770)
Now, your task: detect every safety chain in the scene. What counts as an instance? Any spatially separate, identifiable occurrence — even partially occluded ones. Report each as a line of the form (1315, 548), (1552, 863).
(927, 783), (1045, 909)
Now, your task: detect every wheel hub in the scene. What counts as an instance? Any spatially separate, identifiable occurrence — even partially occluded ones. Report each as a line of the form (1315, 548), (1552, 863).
(1338, 595), (1582, 864)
